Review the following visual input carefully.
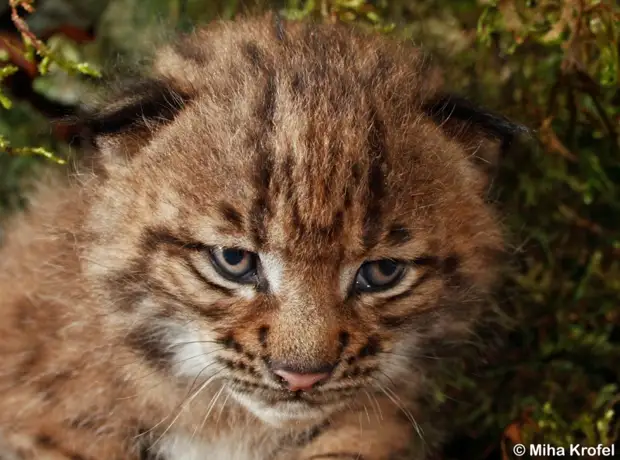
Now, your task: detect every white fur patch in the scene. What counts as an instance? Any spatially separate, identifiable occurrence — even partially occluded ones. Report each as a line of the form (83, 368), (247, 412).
(158, 434), (254, 460)
(258, 252), (285, 293)
(156, 196), (180, 222)
(165, 322), (220, 379)
(339, 264), (359, 298)
(232, 391), (326, 426)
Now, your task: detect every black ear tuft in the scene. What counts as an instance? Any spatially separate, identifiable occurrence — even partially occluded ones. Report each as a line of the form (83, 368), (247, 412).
(75, 78), (192, 177)
(80, 77), (193, 139)
(422, 93), (529, 161)
(75, 77), (194, 173)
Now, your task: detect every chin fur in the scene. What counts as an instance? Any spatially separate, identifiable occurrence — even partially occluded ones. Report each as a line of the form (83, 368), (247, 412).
(230, 390), (335, 426)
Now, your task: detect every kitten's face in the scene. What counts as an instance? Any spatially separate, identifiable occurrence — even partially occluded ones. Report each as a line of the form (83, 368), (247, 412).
(83, 17), (510, 424)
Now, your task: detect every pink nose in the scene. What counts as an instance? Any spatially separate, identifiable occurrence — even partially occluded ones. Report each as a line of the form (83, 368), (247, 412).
(272, 369), (329, 392)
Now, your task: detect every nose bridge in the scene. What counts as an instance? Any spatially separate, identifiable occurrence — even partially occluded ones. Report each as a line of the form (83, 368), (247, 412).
(270, 274), (340, 369)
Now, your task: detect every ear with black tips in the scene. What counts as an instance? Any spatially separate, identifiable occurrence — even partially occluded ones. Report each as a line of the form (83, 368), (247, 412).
(78, 77), (193, 174)
(422, 93), (528, 174)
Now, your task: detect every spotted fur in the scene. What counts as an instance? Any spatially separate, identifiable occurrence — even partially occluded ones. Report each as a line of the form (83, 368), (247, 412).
(0, 13), (522, 460)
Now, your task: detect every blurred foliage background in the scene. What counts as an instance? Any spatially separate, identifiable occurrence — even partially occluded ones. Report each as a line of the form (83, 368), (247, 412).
(1, 0), (619, 459)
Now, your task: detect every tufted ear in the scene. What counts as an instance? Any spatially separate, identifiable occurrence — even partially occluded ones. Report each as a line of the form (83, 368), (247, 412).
(422, 93), (528, 177)
(78, 77), (193, 175)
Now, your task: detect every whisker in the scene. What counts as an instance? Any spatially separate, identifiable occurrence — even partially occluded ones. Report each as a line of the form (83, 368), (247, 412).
(215, 387), (232, 428)
(379, 349), (442, 361)
(191, 383), (226, 441)
(361, 402), (371, 424)
(151, 368), (226, 448)
(363, 389), (383, 422)
(372, 378), (424, 442)
(116, 350), (225, 399)
(167, 340), (225, 348)
(135, 366), (225, 444)
(376, 369), (399, 390)
(118, 347), (224, 374)
(184, 359), (225, 401)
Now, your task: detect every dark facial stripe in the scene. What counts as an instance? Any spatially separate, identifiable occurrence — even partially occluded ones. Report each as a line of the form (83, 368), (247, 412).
(248, 153), (274, 247)
(218, 202), (245, 231)
(149, 280), (192, 308)
(375, 254), (463, 328)
(370, 53), (393, 84)
(292, 420), (331, 448)
(242, 42), (266, 71)
(243, 41), (277, 247)
(385, 224), (411, 246)
(180, 254), (234, 298)
(216, 356), (257, 375)
(362, 107), (388, 249)
(290, 71), (305, 97)
(379, 311), (422, 329)
(328, 209), (345, 241)
(351, 163), (362, 184)
(378, 297), (442, 329)
(103, 259), (149, 313)
(256, 147), (274, 190)
(187, 302), (229, 322)
(261, 73), (277, 126)
(150, 280), (228, 322)
(258, 325), (269, 347)
(413, 255), (440, 267)
(231, 377), (274, 391)
(385, 270), (435, 305)
(441, 254), (464, 288)
(358, 336), (381, 358)
(125, 321), (174, 370)
(142, 227), (207, 252)
(242, 41), (277, 122)
(141, 227), (235, 299)
(338, 331), (350, 356)
(35, 435), (87, 460)
(370, 256), (438, 307)
(289, 196), (307, 241)
(222, 334), (243, 352)
(248, 79), (276, 247)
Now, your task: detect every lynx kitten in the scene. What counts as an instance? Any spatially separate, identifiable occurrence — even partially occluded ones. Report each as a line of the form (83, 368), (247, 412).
(0, 13), (522, 460)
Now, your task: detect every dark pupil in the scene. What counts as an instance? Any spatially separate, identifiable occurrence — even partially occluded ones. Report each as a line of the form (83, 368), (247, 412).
(376, 260), (397, 277)
(222, 249), (246, 266)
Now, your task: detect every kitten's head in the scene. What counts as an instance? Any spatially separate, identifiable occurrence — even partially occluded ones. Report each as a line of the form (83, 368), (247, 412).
(80, 15), (524, 424)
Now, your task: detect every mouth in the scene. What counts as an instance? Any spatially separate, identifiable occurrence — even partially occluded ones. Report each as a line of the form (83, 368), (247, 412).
(226, 377), (359, 422)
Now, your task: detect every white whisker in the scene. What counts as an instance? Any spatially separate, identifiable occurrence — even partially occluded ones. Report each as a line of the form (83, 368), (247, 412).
(191, 383), (226, 441)
(373, 379), (424, 443)
(137, 367), (225, 447)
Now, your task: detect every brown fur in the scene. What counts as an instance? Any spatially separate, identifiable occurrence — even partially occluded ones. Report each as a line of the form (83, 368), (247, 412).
(0, 13), (521, 460)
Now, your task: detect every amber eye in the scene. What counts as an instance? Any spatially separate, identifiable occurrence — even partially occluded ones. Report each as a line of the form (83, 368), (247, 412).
(355, 259), (406, 293)
(209, 248), (257, 283)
